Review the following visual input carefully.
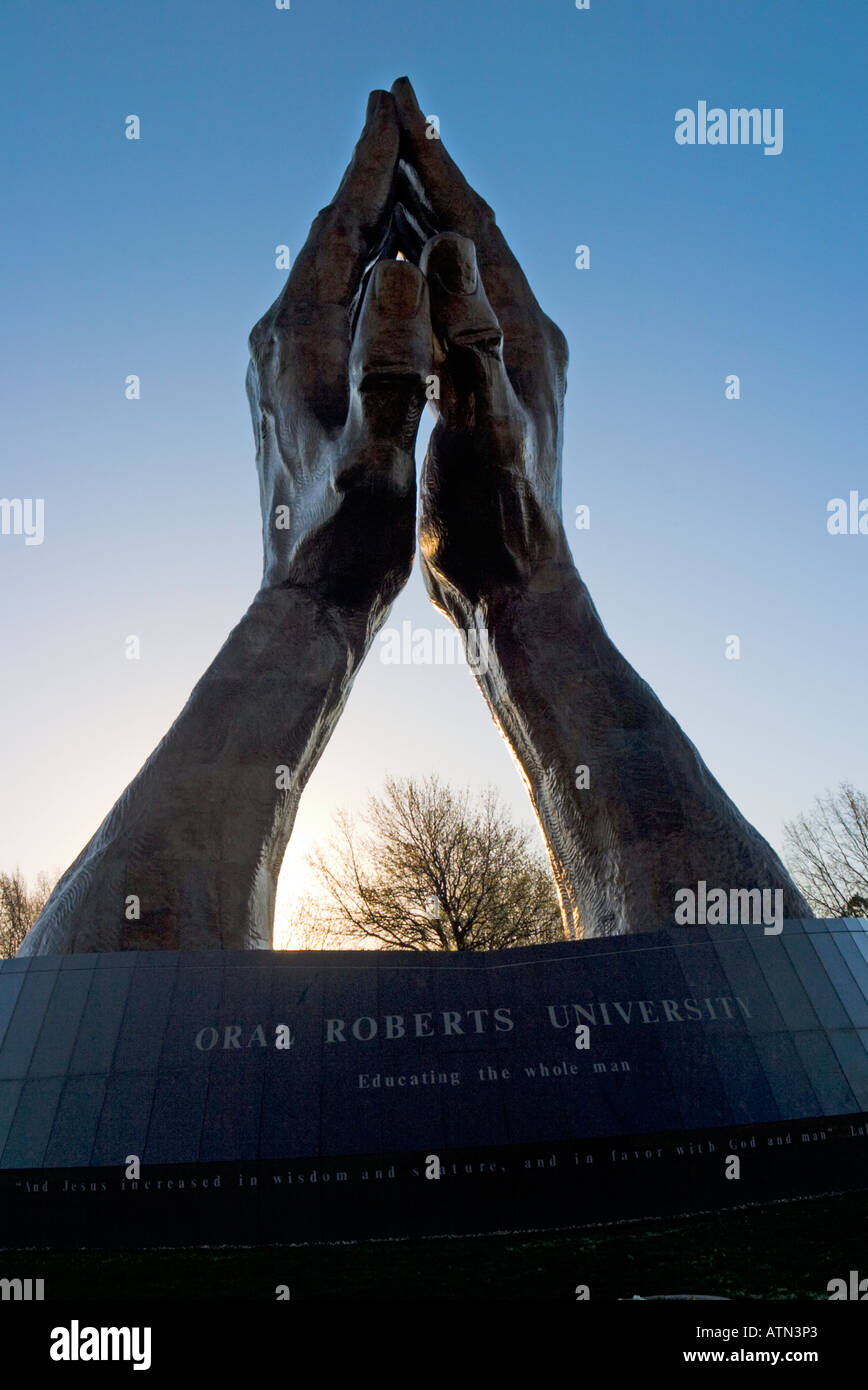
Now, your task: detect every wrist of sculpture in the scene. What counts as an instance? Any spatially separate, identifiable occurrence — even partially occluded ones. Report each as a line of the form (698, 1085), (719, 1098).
(18, 582), (385, 956)
(445, 561), (811, 937)
(427, 530), (585, 655)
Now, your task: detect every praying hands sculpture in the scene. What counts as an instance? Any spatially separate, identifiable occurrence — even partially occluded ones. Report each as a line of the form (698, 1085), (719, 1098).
(19, 79), (810, 955)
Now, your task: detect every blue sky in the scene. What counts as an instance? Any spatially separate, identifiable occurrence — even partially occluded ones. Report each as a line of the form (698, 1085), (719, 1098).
(1, 0), (865, 940)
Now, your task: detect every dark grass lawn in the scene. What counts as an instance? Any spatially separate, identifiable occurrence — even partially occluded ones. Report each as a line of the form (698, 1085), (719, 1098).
(4, 1189), (865, 1299)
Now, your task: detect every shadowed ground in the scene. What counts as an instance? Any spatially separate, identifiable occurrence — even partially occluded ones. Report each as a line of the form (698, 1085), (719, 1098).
(4, 1190), (864, 1300)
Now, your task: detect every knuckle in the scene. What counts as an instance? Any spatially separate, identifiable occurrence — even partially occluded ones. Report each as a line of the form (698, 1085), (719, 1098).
(544, 320), (569, 374)
(318, 205), (364, 257)
(476, 197), (496, 229)
(248, 313), (273, 361)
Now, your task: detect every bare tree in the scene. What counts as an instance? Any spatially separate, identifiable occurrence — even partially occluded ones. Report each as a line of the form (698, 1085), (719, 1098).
(0, 870), (56, 958)
(783, 783), (868, 917)
(307, 775), (564, 952)
(276, 894), (344, 952)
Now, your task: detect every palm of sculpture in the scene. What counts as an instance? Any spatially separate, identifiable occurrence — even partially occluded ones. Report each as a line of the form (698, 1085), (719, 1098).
(19, 79), (810, 956)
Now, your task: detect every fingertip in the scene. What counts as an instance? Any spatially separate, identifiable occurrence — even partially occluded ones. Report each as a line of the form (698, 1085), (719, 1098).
(390, 76), (416, 100)
(390, 76), (425, 126)
(421, 233), (479, 296)
(366, 88), (396, 123)
(350, 260), (432, 386)
(369, 260), (427, 318)
(420, 233), (503, 357)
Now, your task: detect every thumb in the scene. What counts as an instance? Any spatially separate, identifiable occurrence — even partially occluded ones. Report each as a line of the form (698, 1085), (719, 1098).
(343, 258), (433, 475)
(420, 233), (522, 434)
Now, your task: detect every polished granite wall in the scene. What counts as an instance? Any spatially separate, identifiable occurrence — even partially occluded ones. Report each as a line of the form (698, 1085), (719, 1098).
(1, 919), (866, 1171)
